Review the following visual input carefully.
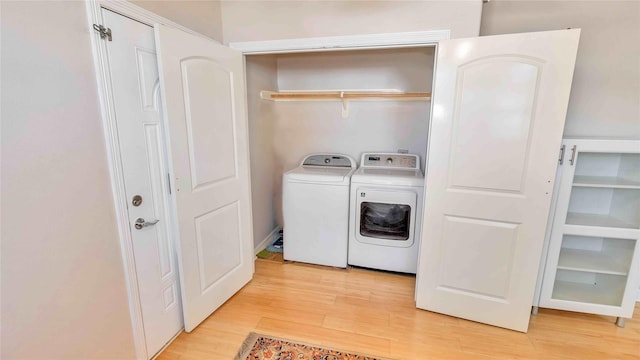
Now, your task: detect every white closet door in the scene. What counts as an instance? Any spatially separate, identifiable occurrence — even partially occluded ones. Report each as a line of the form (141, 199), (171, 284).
(101, 11), (183, 355)
(155, 25), (254, 332)
(416, 29), (580, 332)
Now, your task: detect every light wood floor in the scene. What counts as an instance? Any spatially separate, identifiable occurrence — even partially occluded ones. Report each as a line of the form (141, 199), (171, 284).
(158, 259), (640, 359)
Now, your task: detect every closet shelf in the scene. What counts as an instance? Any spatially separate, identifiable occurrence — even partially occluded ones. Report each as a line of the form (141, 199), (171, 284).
(260, 90), (432, 102)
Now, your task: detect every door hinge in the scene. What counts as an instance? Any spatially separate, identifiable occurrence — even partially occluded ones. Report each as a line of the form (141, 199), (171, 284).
(167, 173), (172, 194)
(92, 24), (112, 41)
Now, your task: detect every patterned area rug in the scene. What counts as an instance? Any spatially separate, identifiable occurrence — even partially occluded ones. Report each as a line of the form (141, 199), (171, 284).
(234, 332), (393, 360)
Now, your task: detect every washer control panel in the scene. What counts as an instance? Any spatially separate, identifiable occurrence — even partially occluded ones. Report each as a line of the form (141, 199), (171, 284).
(361, 153), (419, 169)
(303, 154), (354, 168)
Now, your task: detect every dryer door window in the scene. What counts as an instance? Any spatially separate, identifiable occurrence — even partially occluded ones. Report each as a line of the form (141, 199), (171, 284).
(360, 202), (411, 241)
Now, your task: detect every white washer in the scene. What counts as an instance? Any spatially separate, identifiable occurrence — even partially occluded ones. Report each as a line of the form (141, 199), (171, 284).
(283, 153), (356, 267)
(348, 153), (425, 273)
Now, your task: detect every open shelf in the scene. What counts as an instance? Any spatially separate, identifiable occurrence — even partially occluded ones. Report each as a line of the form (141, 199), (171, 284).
(565, 187), (640, 229)
(558, 248), (630, 275)
(574, 152), (640, 187)
(552, 270), (627, 306)
(558, 235), (636, 276)
(565, 213), (639, 229)
(573, 175), (640, 189)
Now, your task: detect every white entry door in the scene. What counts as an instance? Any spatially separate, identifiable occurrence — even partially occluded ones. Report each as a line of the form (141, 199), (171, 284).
(101, 10), (182, 356)
(416, 29), (580, 332)
(155, 25), (255, 332)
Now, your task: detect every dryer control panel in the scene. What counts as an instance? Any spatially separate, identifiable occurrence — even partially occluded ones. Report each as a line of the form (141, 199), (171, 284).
(361, 153), (419, 170)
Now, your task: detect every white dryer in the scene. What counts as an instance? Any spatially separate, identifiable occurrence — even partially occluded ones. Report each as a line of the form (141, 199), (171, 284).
(283, 154), (356, 267)
(348, 153), (424, 273)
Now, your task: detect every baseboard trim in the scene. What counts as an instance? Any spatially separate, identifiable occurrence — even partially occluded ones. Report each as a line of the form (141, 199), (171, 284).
(255, 227), (280, 255)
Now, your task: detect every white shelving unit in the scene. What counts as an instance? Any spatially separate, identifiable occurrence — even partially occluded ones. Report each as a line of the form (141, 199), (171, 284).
(539, 138), (640, 326)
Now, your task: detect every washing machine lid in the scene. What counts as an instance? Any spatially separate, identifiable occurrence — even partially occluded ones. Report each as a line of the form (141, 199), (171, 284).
(286, 166), (354, 183)
(351, 167), (424, 187)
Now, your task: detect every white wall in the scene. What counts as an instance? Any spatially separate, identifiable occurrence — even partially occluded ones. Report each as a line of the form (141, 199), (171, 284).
(246, 56), (279, 248)
(132, 0), (224, 42)
(246, 48), (434, 244)
(1, 1), (137, 359)
(274, 48), (434, 172)
(481, 0), (640, 139)
(220, 0), (482, 43)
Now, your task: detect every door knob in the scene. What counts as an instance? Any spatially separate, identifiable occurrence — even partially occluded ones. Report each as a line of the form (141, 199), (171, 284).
(132, 195), (143, 207)
(134, 218), (160, 230)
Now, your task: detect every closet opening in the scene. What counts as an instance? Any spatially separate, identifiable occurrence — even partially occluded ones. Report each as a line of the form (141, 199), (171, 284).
(243, 46), (437, 266)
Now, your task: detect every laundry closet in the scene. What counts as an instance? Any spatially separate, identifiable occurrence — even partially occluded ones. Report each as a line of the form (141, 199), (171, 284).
(228, 29), (584, 334)
(243, 48), (436, 249)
